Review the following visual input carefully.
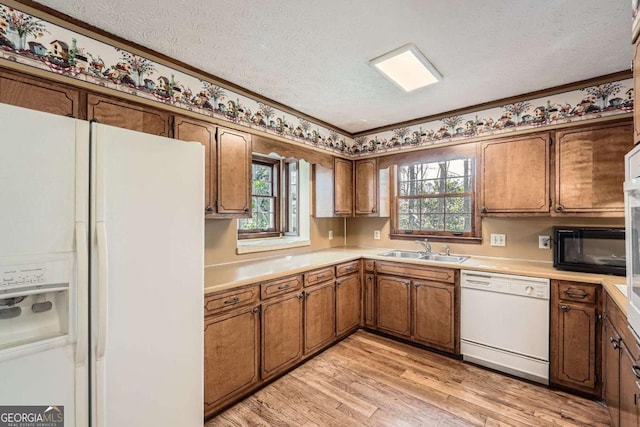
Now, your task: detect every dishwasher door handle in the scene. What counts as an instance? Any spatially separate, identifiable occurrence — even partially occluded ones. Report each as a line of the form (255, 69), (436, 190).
(466, 279), (491, 286)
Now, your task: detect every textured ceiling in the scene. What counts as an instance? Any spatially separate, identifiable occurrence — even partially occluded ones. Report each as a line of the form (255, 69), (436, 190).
(33, 0), (630, 134)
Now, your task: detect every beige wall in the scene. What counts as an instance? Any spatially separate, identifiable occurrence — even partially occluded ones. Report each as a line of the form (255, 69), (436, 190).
(345, 216), (625, 261)
(205, 217), (345, 265)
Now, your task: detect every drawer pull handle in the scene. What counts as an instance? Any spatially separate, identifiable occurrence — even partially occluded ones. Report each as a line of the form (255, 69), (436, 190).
(610, 337), (621, 350)
(278, 284), (290, 290)
(224, 297), (240, 305)
(565, 290), (588, 298)
(317, 274), (327, 280)
(632, 364), (640, 379)
(561, 305), (570, 312)
(467, 280), (490, 286)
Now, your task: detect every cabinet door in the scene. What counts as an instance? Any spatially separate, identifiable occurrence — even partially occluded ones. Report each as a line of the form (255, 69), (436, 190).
(480, 134), (549, 213)
(634, 41), (640, 145)
(551, 301), (597, 393)
(412, 281), (457, 354)
(354, 158), (377, 216)
(376, 275), (410, 337)
(216, 127), (252, 216)
(555, 122), (633, 215)
(261, 292), (303, 380)
(336, 274), (361, 335)
(364, 273), (376, 327)
(334, 158), (353, 216)
(304, 282), (336, 354)
(87, 94), (170, 136)
(619, 341), (640, 427)
(174, 116), (214, 215)
(0, 69), (81, 118)
(604, 318), (621, 427)
(204, 305), (260, 416)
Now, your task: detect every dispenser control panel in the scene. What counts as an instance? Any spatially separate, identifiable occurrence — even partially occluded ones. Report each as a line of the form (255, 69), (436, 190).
(0, 261), (69, 293)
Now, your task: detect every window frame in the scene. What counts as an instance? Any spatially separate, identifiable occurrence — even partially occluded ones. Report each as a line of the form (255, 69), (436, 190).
(238, 155), (300, 240)
(389, 153), (481, 243)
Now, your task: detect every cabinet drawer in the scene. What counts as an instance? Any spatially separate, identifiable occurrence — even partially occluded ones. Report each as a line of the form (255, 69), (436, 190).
(375, 261), (455, 284)
(261, 275), (302, 300)
(304, 267), (335, 287)
(336, 260), (360, 277)
(556, 281), (598, 304)
(205, 286), (259, 316)
(364, 260), (375, 272)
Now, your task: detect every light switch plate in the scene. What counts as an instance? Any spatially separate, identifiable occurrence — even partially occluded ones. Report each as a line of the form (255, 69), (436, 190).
(490, 233), (506, 247)
(328, 230), (333, 240)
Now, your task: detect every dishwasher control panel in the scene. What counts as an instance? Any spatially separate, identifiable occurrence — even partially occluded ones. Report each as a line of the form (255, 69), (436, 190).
(460, 270), (550, 299)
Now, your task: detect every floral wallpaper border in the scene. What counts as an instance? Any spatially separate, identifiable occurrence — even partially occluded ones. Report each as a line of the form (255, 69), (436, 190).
(0, 3), (353, 153)
(0, 3), (633, 158)
(353, 79), (633, 156)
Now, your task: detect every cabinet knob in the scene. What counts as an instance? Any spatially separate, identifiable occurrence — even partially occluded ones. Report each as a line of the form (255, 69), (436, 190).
(371, 208), (376, 213)
(560, 305), (570, 312)
(205, 206), (214, 213)
(610, 337), (621, 350)
(244, 207), (249, 212)
(556, 204), (564, 212)
(481, 207), (487, 213)
(252, 306), (260, 314)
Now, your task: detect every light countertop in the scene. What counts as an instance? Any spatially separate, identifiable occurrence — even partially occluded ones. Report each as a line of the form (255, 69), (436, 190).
(204, 246), (629, 315)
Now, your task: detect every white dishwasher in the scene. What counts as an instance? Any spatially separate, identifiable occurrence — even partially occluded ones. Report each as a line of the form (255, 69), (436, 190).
(460, 270), (550, 384)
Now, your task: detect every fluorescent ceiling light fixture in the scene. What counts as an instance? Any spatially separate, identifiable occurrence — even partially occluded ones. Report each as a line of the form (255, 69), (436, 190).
(370, 44), (442, 92)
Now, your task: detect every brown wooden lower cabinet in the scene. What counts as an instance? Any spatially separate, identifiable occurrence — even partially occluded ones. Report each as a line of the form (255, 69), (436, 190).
(604, 317), (622, 426)
(412, 280), (458, 354)
(376, 275), (411, 337)
(336, 273), (361, 336)
(203, 304), (260, 417)
(364, 273), (376, 327)
(603, 293), (640, 427)
(261, 291), (304, 380)
(304, 281), (336, 354)
(620, 341), (640, 426)
(550, 280), (601, 396)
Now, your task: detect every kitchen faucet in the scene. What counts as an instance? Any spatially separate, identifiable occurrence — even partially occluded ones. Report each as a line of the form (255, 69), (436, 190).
(442, 245), (450, 256)
(415, 239), (431, 255)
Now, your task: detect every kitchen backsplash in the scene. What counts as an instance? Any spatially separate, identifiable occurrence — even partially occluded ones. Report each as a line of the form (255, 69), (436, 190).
(0, 2), (633, 159)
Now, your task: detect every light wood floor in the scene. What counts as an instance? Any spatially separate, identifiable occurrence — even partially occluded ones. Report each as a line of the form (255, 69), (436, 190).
(206, 330), (612, 426)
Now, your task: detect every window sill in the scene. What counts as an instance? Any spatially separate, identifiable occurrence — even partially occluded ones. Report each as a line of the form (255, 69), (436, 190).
(389, 234), (482, 244)
(236, 236), (311, 254)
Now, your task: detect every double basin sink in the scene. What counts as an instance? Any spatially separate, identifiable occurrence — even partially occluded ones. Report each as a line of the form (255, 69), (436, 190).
(378, 250), (469, 263)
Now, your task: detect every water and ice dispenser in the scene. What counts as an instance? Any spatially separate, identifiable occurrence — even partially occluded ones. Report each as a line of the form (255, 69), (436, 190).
(0, 260), (71, 354)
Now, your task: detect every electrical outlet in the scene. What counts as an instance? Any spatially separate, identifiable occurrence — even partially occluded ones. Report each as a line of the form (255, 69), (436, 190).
(328, 230), (333, 240)
(490, 233), (506, 247)
(539, 235), (551, 249)
(374, 230), (381, 240)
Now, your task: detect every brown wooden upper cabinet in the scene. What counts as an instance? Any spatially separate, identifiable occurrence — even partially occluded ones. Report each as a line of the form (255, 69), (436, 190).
(354, 158), (378, 216)
(174, 116), (215, 215)
(554, 121), (633, 216)
(334, 157), (353, 216)
(87, 94), (171, 137)
(215, 127), (252, 217)
(174, 118), (251, 218)
(480, 134), (550, 214)
(0, 68), (81, 118)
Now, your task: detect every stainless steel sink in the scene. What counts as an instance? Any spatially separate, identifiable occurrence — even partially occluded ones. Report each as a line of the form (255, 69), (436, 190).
(421, 253), (469, 263)
(377, 250), (469, 263)
(378, 250), (426, 259)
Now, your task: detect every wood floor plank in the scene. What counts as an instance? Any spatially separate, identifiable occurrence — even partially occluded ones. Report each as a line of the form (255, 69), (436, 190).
(206, 331), (612, 427)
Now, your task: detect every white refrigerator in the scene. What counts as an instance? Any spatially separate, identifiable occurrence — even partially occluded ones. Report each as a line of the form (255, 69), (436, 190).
(0, 103), (204, 427)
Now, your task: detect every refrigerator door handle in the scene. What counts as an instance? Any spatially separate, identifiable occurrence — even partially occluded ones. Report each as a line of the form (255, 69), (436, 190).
(75, 221), (89, 427)
(95, 221), (108, 427)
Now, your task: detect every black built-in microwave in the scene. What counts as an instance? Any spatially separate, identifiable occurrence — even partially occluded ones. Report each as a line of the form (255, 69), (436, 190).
(553, 227), (626, 276)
